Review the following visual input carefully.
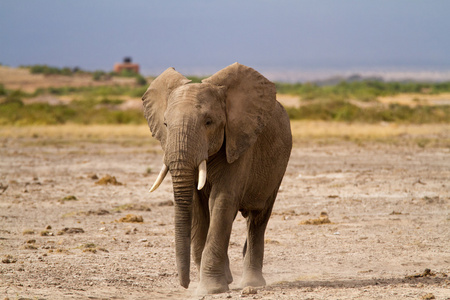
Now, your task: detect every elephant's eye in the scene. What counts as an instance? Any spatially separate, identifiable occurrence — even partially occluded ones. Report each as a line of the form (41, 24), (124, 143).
(205, 118), (212, 126)
(163, 122), (167, 127)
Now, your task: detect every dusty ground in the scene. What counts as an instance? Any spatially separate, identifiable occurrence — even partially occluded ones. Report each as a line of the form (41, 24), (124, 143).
(0, 127), (449, 300)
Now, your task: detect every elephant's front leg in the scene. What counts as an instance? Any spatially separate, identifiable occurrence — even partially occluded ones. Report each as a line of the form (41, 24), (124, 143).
(196, 198), (236, 295)
(241, 206), (274, 288)
(191, 191), (209, 275)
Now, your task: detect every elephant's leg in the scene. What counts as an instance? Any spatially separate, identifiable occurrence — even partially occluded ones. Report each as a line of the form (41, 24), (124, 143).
(241, 193), (277, 288)
(224, 247), (233, 284)
(191, 191), (209, 276)
(196, 198), (236, 295)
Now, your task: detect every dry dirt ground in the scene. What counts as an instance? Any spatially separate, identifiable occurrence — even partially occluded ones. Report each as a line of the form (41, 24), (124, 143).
(0, 129), (449, 300)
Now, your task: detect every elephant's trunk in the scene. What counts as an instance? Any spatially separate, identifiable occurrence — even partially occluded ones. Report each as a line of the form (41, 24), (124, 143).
(165, 120), (206, 289)
(171, 167), (194, 288)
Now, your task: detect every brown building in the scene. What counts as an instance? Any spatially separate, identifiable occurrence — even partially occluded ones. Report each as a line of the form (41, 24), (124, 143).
(114, 57), (140, 74)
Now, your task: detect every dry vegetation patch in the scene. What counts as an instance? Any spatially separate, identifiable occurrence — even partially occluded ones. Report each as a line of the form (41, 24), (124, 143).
(95, 175), (123, 186)
(378, 92), (450, 107)
(290, 121), (450, 146)
(1, 122), (449, 148)
(0, 66), (137, 93)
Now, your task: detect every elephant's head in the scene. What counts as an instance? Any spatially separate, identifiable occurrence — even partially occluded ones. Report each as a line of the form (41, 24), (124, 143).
(142, 63), (276, 288)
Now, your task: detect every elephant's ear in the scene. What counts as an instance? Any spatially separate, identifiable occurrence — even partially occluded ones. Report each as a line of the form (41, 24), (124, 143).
(203, 63), (276, 163)
(142, 68), (191, 147)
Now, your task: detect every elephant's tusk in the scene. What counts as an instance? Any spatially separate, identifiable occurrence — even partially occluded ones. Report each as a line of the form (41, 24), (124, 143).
(149, 164), (169, 192)
(197, 160), (207, 190)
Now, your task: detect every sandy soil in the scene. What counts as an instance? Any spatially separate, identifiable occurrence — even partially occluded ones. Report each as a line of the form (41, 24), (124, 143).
(0, 133), (449, 300)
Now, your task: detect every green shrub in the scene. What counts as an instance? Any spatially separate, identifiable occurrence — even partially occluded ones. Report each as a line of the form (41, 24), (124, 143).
(286, 100), (362, 121)
(286, 101), (450, 123)
(98, 97), (124, 105)
(275, 80), (450, 102)
(186, 76), (207, 83)
(93, 70), (107, 81)
(117, 69), (138, 78)
(2, 90), (26, 104)
(0, 98), (146, 125)
(0, 84), (6, 96)
(29, 64), (74, 76)
(33, 85), (147, 98)
(135, 74), (147, 86)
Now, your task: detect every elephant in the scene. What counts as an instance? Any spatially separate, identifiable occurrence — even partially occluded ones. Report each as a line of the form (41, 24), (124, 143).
(142, 62), (292, 294)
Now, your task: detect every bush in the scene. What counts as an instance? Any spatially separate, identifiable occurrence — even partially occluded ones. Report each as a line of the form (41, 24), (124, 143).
(275, 80), (450, 102)
(29, 64), (74, 76)
(285, 101), (450, 123)
(0, 98), (147, 125)
(33, 85), (148, 98)
(0, 84), (6, 96)
(117, 69), (138, 78)
(135, 74), (147, 86)
(92, 70), (107, 81)
(285, 100), (362, 121)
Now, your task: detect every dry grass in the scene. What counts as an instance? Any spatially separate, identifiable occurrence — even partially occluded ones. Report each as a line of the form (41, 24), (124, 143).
(378, 93), (450, 107)
(0, 65), (136, 93)
(290, 120), (449, 142)
(0, 124), (151, 139)
(277, 94), (301, 108)
(1, 122), (449, 148)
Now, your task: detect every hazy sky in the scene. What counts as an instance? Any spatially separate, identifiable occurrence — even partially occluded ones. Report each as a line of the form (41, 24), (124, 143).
(1, 0), (450, 79)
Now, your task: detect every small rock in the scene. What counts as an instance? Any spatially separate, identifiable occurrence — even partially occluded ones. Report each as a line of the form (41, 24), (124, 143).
(40, 230), (53, 236)
(407, 268), (436, 278)
(22, 244), (38, 250)
(241, 286), (257, 295)
(421, 293), (435, 300)
(58, 195), (78, 203)
(299, 213), (331, 225)
(2, 255), (17, 264)
(139, 239), (147, 242)
(86, 209), (110, 215)
(58, 227), (85, 235)
(0, 183), (8, 195)
(390, 211), (402, 215)
(46, 225), (52, 230)
(22, 229), (35, 235)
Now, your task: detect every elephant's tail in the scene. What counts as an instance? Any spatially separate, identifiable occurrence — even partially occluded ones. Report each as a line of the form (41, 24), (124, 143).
(242, 238), (247, 257)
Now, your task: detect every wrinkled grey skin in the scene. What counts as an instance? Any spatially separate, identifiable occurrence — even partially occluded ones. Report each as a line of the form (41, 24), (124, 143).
(142, 63), (292, 294)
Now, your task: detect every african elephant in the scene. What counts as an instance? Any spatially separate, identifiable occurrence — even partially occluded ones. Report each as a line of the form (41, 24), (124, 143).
(142, 63), (292, 294)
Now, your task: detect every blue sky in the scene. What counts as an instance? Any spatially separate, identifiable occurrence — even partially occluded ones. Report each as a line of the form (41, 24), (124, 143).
(1, 0), (450, 80)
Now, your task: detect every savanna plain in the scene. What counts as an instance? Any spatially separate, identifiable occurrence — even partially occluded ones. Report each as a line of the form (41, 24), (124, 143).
(0, 66), (449, 299)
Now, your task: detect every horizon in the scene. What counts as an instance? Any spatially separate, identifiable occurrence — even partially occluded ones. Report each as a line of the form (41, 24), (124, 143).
(3, 63), (450, 84)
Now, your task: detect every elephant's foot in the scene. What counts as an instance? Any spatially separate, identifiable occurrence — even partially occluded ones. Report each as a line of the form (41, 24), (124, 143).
(196, 276), (229, 295)
(240, 270), (266, 288)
